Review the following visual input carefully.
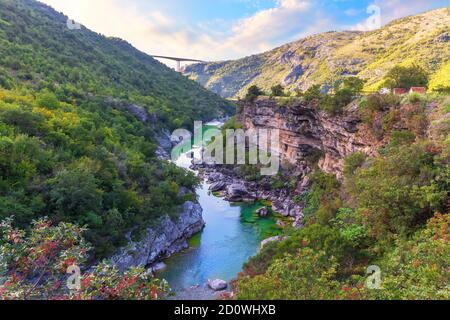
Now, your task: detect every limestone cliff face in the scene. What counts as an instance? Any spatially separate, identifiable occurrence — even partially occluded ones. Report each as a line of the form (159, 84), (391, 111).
(237, 97), (380, 179)
(110, 201), (204, 271)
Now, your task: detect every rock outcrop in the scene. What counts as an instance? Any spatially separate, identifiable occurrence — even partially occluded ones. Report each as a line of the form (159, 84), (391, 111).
(260, 236), (288, 251)
(196, 164), (305, 221)
(110, 201), (205, 271)
(238, 97), (379, 179)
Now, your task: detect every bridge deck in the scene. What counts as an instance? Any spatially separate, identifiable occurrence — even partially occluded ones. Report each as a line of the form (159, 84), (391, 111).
(150, 55), (206, 63)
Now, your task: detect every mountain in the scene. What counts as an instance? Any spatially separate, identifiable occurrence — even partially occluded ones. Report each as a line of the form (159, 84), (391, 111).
(185, 7), (450, 98)
(0, 0), (233, 258)
(0, 0), (233, 129)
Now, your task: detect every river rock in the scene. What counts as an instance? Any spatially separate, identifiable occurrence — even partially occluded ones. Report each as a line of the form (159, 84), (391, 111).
(149, 262), (167, 273)
(208, 172), (224, 183)
(226, 183), (248, 202)
(110, 201), (205, 271)
(272, 200), (291, 217)
(276, 219), (286, 227)
(293, 216), (303, 229)
(208, 279), (228, 291)
(209, 181), (226, 192)
(256, 207), (269, 217)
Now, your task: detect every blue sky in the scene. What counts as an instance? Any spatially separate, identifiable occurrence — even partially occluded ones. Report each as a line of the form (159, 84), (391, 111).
(42, 0), (450, 67)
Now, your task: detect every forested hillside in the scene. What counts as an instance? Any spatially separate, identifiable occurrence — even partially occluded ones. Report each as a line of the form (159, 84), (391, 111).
(0, 0), (232, 258)
(233, 88), (449, 300)
(0, 0), (233, 129)
(186, 7), (450, 98)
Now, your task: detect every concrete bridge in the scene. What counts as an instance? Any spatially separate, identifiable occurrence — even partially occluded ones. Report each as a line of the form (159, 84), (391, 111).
(150, 55), (206, 72)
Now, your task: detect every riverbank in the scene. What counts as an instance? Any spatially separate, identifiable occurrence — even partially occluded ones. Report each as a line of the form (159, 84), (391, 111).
(192, 162), (306, 229)
(110, 201), (205, 272)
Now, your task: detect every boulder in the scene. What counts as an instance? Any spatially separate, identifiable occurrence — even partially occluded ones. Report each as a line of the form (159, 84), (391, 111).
(226, 184), (248, 201)
(436, 32), (450, 42)
(256, 207), (269, 217)
(272, 200), (290, 217)
(293, 217), (303, 229)
(271, 200), (283, 213)
(209, 181), (226, 192)
(208, 279), (228, 291)
(208, 172), (224, 183)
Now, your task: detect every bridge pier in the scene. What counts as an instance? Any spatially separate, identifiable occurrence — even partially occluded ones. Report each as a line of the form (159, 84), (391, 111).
(150, 55), (206, 73)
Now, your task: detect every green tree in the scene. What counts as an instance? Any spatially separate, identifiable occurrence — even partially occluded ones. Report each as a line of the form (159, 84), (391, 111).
(47, 167), (103, 219)
(244, 85), (264, 102)
(346, 142), (447, 239)
(342, 76), (365, 94)
(382, 64), (429, 89)
(303, 84), (323, 103)
(270, 84), (285, 97)
(343, 152), (367, 178)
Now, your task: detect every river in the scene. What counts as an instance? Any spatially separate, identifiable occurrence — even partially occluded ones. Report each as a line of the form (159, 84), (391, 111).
(157, 124), (281, 299)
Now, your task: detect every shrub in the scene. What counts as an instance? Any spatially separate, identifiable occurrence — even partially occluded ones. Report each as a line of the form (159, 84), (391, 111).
(405, 92), (425, 104)
(343, 152), (367, 178)
(238, 248), (339, 300)
(363, 213), (450, 300)
(0, 217), (169, 300)
(303, 85), (323, 103)
(364, 94), (401, 112)
(302, 171), (341, 222)
(346, 142), (447, 239)
(270, 84), (286, 97)
(244, 85), (264, 102)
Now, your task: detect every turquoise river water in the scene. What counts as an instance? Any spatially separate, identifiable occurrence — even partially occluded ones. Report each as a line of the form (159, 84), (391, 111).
(158, 126), (281, 295)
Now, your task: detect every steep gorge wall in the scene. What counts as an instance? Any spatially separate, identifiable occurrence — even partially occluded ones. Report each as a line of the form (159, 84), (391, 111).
(237, 97), (380, 179)
(110, 201), (204, 271)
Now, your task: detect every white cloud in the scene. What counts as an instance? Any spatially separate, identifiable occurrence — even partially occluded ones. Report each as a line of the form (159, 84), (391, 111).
(41, 0), (446, 68)
(41, 0), (332, 67)
(350, 0), (446, 31)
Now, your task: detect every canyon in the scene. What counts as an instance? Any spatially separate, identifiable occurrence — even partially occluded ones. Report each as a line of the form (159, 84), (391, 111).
(192, 96), (381, 228)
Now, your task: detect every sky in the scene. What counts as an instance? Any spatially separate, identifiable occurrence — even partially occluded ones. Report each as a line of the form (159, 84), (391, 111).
(41, 0), (450, 68)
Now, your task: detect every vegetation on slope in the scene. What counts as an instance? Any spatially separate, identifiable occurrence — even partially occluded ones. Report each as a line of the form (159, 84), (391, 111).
(0, 0), (234, 259)
(0, 0), (233, 129)
(235, 88), (449, 300)
(0, 88), (200, 259)
(186, 7), (450, 98)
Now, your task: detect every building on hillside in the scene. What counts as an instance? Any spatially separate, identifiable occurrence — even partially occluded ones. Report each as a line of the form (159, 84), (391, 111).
(409, 87), (427, 94)
(393, 88), (408, 95)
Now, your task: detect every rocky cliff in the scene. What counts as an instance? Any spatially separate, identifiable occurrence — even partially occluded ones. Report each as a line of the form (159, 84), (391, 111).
(237, 97), (380, 180)
(110, 201), (205, 271)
